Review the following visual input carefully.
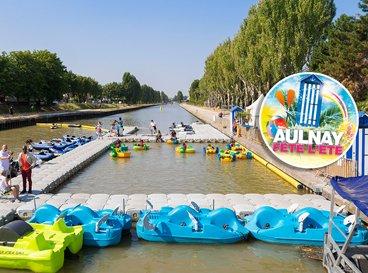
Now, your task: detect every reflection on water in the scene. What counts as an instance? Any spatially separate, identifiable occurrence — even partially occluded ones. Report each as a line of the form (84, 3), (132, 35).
(58, 143), (297, 194)
(78, 103), (199, 134)
(0, 104), (195, 154)
(0, 104), (323, 273)
(56, 234), (321, 273)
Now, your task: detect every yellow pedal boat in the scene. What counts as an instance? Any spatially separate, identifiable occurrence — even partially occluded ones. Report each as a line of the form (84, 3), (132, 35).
(0, 219), (83, 273)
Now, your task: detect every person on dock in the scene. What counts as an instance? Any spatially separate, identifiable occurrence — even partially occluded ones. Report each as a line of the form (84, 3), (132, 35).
(236, 122), (242, 137)
(25, 139), (33, 152)
(150, 120), (157, 134)
(0, 145), (13, 178)
(232, 119), (238, 135)
(96, 121), (103, 139)
(0, 170), (20, 202)
(170, 129), (177, 139)
(110, 121), (118, 137)
(156, 130), (163, 143)
(117, 117), (124, 136)
(18, 145), (37, 194)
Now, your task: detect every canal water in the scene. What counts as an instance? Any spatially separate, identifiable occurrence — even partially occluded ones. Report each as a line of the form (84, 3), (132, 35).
(58, 142), (295, 194)
(0, 104), (323, 273)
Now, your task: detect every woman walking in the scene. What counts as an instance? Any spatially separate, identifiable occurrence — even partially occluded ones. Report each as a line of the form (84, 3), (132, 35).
(18, 145), (37, 194)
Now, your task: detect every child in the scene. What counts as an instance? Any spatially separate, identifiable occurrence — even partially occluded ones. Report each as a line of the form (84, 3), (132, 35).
(0, 171), (20, 202)
(115, 139), (122, 148)
(182, 141), (188, 151)
(96, 121), (103, 139)
(156, 130), (163, 143)
(170, 130), (177, 139)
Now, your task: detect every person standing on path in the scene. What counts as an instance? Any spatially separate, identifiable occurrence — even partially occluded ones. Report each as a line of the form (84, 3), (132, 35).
(118, 117), (124, 136)
(0, 145), (13, 178)
(18, 145), (37, 194)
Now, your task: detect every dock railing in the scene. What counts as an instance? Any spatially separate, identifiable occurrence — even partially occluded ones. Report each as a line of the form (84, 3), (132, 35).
(322, 159), (357, 178)
(323, 190), (362, 273)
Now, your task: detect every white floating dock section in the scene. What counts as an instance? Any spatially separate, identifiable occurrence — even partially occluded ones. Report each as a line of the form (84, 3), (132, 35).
(122, 122), (230, 143)
(10, 126), (139, 194)
(180, 123), (230, 143)
(11, 139), (114, 194)
(14, 193), (332, 220)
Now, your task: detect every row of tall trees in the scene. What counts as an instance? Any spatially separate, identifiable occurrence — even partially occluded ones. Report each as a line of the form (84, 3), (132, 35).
(173, 91), (185, 102)
(190, 0), (367, 107)
(0, 50), (68, 104)
(102, 72), (169, 104)
(310, 0), (368, 101)
(0, 50), (168, 105)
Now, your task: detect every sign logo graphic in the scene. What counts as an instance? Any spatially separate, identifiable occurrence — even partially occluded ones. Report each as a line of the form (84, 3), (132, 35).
(259, 72), (358, 169)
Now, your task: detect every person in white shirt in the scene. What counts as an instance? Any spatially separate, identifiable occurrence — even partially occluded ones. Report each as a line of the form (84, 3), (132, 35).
(0, 171), (20, 202)
(0, 145), (13, 177)
(150, 120), (157, 134)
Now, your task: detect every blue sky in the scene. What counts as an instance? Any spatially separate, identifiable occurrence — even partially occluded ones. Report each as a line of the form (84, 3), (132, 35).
(0, 0), (362, 97)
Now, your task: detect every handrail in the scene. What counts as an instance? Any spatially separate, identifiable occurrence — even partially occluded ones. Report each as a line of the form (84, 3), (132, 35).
(331, 220), (348, 239)
(324, 233), (362, 273)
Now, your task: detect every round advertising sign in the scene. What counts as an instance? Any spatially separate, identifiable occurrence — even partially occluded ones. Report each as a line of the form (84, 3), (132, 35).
(259, 72), (358, 169)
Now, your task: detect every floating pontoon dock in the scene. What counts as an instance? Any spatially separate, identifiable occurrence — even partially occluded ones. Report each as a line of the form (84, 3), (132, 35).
(0, 122), (334, 227)
(121, 122), (230, 143)
(11, 192), (332, 222)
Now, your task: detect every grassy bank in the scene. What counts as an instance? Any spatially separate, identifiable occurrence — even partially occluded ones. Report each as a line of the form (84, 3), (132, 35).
(0, 102), (129, 116)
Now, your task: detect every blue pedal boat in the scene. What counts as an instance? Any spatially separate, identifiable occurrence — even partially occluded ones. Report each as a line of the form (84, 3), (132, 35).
(29, 204), (132, 247)
(136, 205), (249, 244)
(245, 206), (368, 246)
(52, 142), (70, 150)
(34, 150), (56, 161)
(32, 141), (53, 150)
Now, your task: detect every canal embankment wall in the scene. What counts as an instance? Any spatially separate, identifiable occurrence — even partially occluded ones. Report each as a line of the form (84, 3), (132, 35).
(0, 104), (158, 131)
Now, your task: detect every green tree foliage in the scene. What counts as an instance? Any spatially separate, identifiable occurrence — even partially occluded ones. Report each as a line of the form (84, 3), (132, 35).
(160, 91), (169, 103)
(122, 72), (141, 104)
(310, 1), (368, 100)
(173, 90), (184, 102)
(191, 0), (335, 107)
(189, 79), (200, 103)
(0, 52), (16, 100)
(0, 49), (168, 105)
(102, 82), (123, 101)
(102, 72), (167, 104)
(2, 50), (68, 104)
(66, 71), (102, 103)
